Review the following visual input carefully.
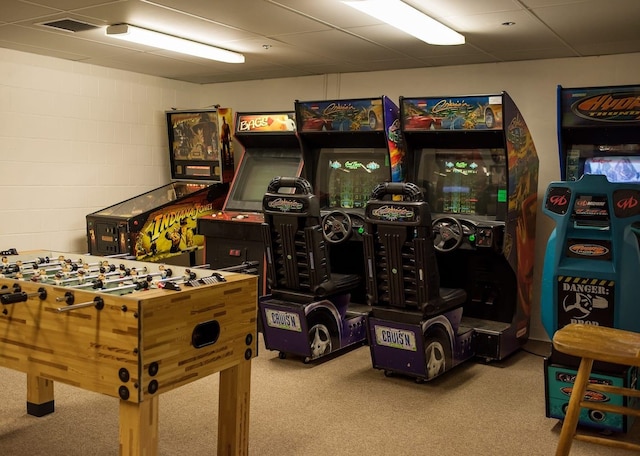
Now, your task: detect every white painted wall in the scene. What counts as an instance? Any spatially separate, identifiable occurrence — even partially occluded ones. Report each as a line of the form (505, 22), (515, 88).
(0, 48), (202, 252)
(2, 46), (639, 340)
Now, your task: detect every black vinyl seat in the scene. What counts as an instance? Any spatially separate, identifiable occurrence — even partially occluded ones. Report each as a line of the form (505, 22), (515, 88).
(262, 176), (360, 303)
(362, 182), (466, 321)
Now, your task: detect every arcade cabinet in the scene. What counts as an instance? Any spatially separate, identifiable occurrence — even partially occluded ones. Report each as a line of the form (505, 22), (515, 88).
(363, 182), (472, 381)
(542, 84), (640, 432)
(296, 96), (405, 302)
(398, 92), (539, 364)
(257, 96), (404, 361)
(86, 107), (234, 266)
(258, 176), (365, 363)
(197, 111), (303, 295)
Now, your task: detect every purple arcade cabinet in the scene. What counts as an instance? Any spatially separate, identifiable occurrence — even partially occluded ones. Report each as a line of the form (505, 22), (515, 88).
(258, 96), (405, 362)
(365, 92), (539, 381)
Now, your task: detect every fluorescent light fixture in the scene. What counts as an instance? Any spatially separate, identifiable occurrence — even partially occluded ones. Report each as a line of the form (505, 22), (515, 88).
(343, 0), (464, 46)
(106, 24), (245, 63)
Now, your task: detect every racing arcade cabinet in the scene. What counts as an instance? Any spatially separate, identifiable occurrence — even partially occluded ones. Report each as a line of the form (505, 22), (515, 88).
(542, 84), (640, 433)
(364, 182), (471, 381)
(399, 92), (539, 363)
(86, 107), (234, 266)
(257, 96), (405, 362)
(197, 111), (303, 295)
(259, 176), (364, 363)
(296, 96), (405, 302)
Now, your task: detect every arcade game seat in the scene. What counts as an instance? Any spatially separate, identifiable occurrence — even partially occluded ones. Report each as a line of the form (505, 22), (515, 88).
(258, 177), (368, 362)
(363, 182), (473, 381)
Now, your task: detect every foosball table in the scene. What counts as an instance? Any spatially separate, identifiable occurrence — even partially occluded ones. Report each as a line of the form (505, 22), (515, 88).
(0, 250), (258, 456)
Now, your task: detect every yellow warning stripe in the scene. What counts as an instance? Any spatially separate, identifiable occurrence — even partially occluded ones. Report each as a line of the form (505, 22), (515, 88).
(557, 276), (614, 287)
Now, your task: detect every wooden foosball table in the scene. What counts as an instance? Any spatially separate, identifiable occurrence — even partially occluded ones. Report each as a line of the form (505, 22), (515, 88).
(0, 251), (257, 456)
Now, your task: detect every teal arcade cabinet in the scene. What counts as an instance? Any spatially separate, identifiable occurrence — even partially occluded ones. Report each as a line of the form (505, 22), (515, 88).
(542, 84), (640, 432)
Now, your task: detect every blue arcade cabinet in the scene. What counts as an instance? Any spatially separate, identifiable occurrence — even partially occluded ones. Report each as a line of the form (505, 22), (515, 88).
(542, 84), (640, 432)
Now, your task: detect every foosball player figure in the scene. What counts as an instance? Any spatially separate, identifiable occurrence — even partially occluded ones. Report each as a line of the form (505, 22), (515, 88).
(95, 273), (107, 289)
(30, 269), (45, 282)
(61, 262), (72, 278)
(54, 272), (64, 286)
(76, 268), (87, 285)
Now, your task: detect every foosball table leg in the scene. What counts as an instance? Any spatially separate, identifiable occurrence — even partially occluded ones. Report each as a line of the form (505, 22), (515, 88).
(119, 395), (159, 456)
(217, 360), (252, 456)
(26, 374), (54, 417)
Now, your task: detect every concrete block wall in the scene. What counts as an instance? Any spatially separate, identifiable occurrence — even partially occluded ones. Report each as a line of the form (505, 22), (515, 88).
(0, 48), (201, 252)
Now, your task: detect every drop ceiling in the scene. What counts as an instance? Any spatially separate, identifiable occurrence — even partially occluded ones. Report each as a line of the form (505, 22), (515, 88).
(1, 0), (639, 84)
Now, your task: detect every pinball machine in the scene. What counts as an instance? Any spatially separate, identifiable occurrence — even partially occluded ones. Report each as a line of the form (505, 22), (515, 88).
(541, 84), (640, 432)
(257, 96), (405, 362)
(86, 107), (235, 266)
(363, 92), (539, 382)
(197, 111), (303, 295)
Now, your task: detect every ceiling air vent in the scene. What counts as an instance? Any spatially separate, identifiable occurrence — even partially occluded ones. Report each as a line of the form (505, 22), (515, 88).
(39, 18), (100, 33)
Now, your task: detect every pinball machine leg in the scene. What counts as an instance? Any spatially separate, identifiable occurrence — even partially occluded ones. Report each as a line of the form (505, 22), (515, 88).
(119, 395), (159, 456)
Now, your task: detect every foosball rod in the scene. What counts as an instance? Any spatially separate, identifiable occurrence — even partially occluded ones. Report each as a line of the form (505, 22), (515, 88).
(55, 296), (104, 313)
(92, 267), (172, 289)
(58, 265), (147, 285)
(154, 269), (196, 284)
(0, 256), (50, 269)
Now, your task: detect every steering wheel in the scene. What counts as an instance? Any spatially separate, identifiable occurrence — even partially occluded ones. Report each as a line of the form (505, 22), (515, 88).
(432, 217), (464, 253)
(322, 211), (353, 244)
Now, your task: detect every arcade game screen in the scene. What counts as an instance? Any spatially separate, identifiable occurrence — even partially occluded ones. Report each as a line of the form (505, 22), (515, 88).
(315, 148), (391, 209)
(224, 148), (302, 212)
(568, 144), (640, 182)
(415, 148), (507, 219)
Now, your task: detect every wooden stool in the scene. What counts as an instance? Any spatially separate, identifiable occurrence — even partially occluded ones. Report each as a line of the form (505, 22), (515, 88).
(553, 323), (640, 455)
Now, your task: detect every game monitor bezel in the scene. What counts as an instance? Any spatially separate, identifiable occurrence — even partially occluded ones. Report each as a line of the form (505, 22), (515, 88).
(223, 147), (303, 213)
(412, 147), (508, 221)
(313, 147), (393, 211)
(563, 143), (640, 182)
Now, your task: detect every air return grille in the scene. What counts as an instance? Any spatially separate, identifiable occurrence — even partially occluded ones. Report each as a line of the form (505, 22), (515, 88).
(39, 18), (100, 33)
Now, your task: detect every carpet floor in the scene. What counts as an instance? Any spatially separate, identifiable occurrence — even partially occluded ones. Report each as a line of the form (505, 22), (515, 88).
(1, 337), (639, 455)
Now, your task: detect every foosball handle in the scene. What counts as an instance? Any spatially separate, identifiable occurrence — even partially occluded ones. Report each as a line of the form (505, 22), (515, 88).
(0, 287), (47, 305)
